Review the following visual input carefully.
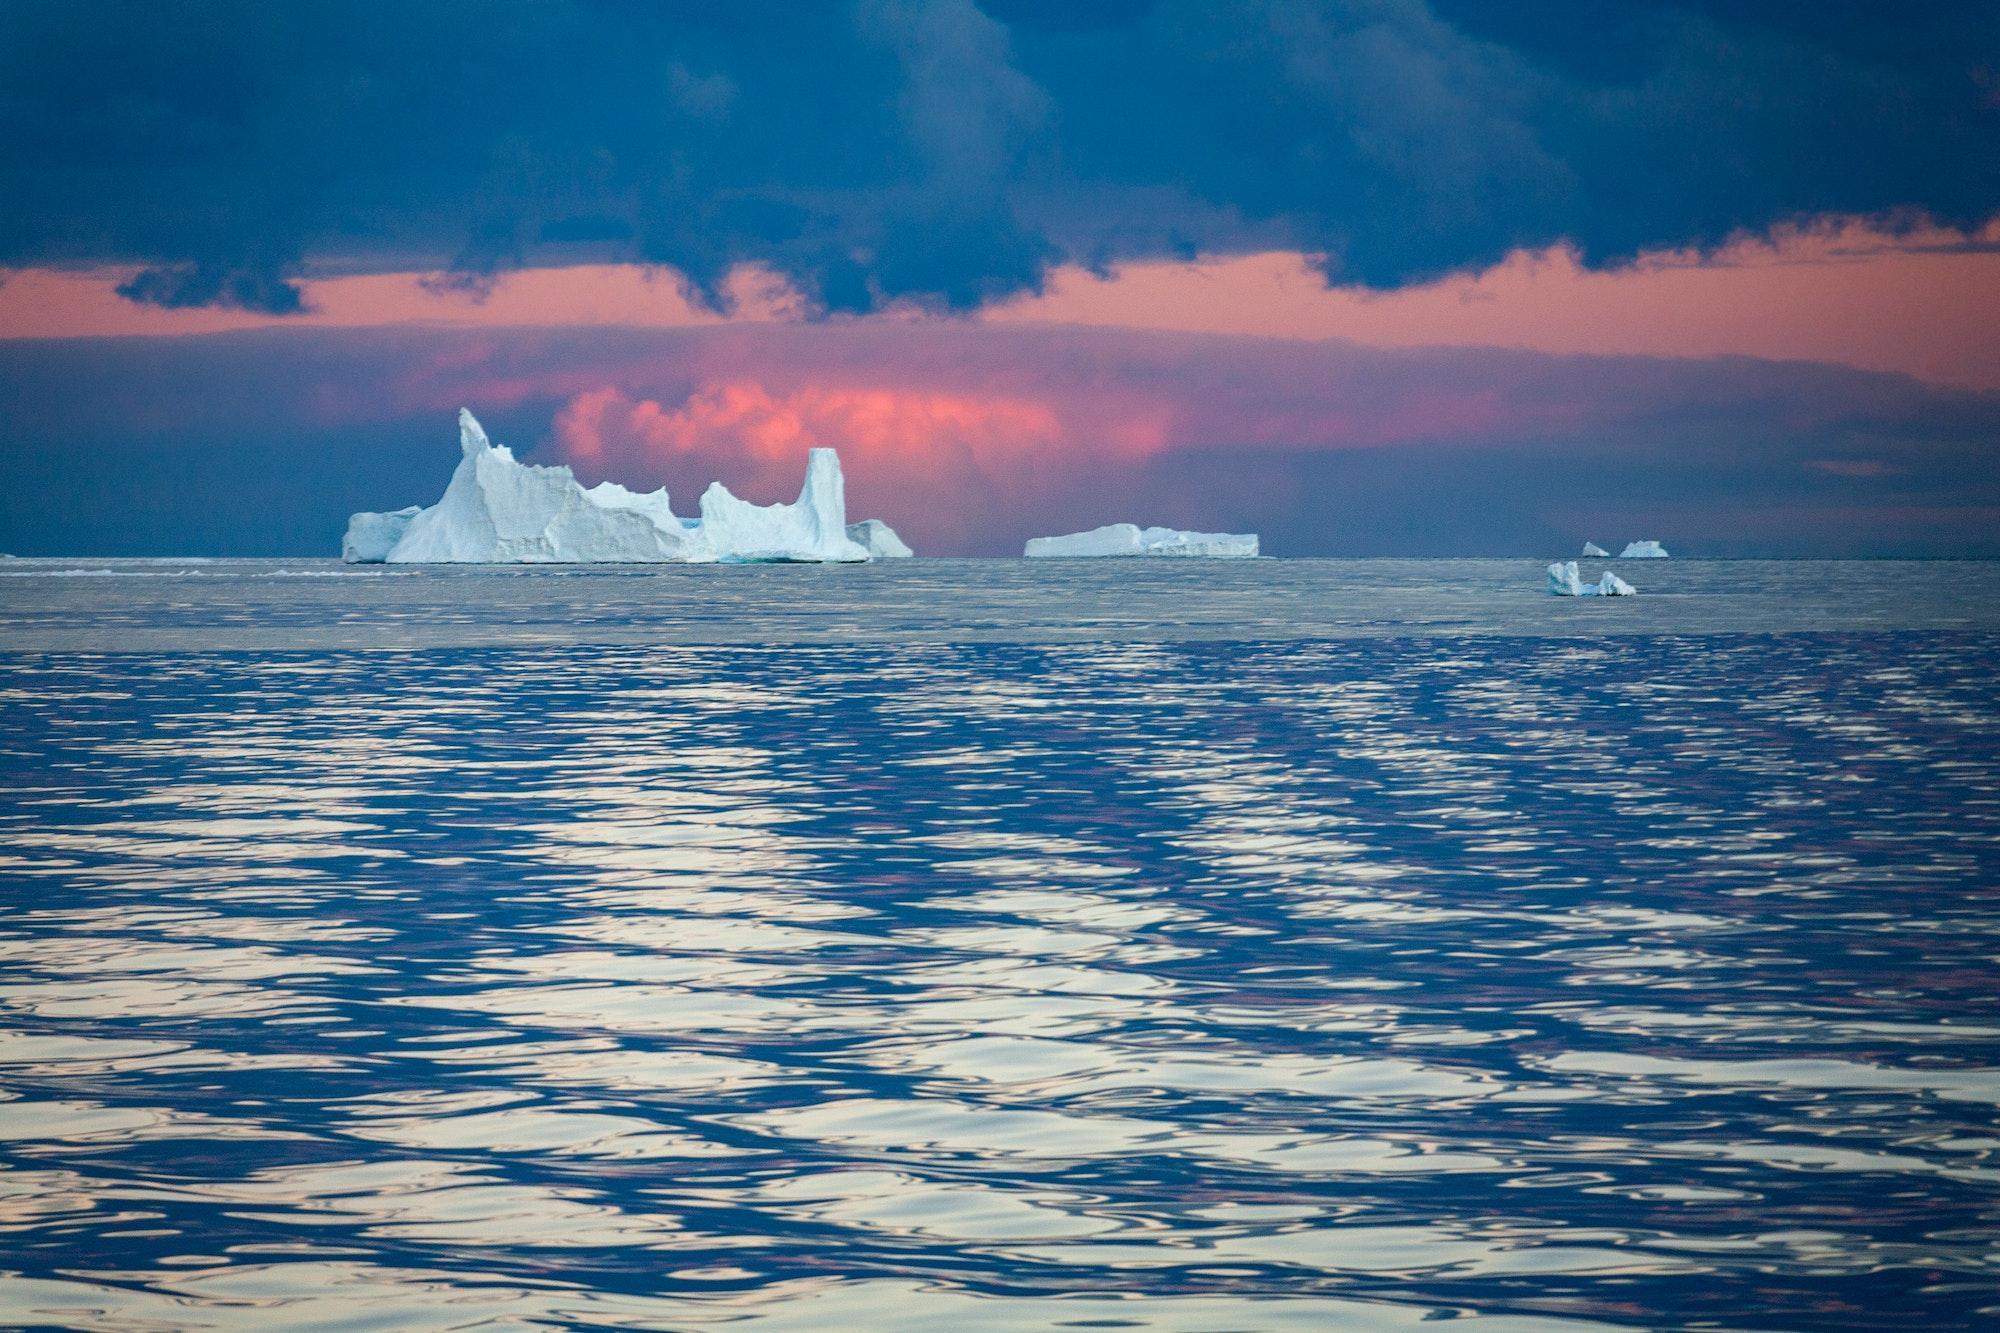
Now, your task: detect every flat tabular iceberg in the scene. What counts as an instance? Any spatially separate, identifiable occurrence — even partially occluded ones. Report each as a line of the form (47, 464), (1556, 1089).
(1619, 540), (1670, 558)
(1024, 523), (1259, 558)
(1548, 561), (1637, 597)
(345, 410), (907, 564)
(1581, 541), (1609, 557)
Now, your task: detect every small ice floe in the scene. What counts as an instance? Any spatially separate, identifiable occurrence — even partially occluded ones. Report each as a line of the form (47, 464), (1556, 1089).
(1619, 540), (1670, 558)
(1024, 523), (1259, 558)
(1548, 561), (1637, 597)
(1582, 541), (1609, 557)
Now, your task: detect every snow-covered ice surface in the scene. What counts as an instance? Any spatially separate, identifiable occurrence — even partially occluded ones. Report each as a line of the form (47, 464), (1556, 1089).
(1582, 542), (1609, 557)
(1025, 523), (1259, 558)
(1620, 540), (1671, 558)
(348, 410), (886, 564)
(846, 519), (913, 558)
(1548, 561), (1638, 597)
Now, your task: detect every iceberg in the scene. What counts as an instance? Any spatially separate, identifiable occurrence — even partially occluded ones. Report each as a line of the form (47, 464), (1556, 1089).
(1024, 523), (1259, 558)
(1547, 561), (1637, 597)
(846, 519), (913, 558)
(344, 410), (898, 564)
(1619, 540), (1670, 558)
(696, 450), (870, 563)
(1581, 541), (1609, 557)
(342, 506), (420, 563)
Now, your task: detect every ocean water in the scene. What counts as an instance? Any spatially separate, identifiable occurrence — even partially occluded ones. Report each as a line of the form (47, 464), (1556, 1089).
(3, 559), (2000, 1330)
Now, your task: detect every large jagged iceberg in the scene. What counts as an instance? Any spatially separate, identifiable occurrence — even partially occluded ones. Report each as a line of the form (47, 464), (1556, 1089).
(1024, 523), (1259, 558)
(344, 410), (904, 564)
(1548, 561), (1637, 597)
(1581, 541), (1609, 557)
(1619, 540), (1670, 558)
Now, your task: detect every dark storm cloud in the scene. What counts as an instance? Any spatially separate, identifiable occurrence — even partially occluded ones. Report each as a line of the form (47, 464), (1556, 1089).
(1, 0), (1994, 313)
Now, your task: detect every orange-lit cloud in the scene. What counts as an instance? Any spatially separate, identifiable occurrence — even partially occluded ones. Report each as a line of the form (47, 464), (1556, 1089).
(987, 220), (2000, 391)
(5, 219), (1996, 390)
(557, 380), (1063, 464)
(551, 380), (1100, 536)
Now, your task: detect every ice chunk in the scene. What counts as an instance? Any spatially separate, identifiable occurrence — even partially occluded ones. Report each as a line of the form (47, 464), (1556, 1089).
(345, 411), (885, 564)
(1547, 561), (1638, 596)
(1025, 523), (1259, 558)
(342, 506), (420, 563)
(1619, 540), (1670, 558)
(1581, 541), (1609, 557)
(846, 519), (913, 558)
(698, 448), (870, 563)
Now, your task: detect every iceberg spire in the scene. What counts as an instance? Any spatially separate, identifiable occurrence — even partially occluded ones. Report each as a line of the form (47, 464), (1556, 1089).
(698, 446), (871, 562)
(458, 407), (491, 458)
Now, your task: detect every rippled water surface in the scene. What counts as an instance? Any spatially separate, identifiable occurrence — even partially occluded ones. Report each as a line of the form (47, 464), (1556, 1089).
(3, 562), (2000, 1329)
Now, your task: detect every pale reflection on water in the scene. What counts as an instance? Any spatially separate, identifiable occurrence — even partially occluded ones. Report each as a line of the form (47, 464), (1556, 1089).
(3, 587), (2000, 1327)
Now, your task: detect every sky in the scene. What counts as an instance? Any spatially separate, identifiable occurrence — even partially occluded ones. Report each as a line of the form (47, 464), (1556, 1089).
(1, 0), (1997, 556)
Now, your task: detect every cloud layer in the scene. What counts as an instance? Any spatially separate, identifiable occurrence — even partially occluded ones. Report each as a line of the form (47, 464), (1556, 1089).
(4, 0), (1995, 313)
(3, 323), (1995, 557)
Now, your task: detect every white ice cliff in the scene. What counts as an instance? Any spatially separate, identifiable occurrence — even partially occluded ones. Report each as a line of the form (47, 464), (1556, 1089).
(1547, 561), (1637, 597)
(1024, 523), (1259, 558)
(344, 410), (899, 563)
(1619, 540), (1670, 558)
(1581, 541), (1609, 557)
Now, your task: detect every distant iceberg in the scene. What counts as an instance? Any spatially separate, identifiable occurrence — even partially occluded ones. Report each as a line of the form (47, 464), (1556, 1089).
(1619, 540), (1669, 559)
(1547, 561), (1637, 597)
(1581, 541), (1608, 557)
(845, 519), (913, 558)
(1024, 523), (1259, 559)
(345, 410), (900, 564)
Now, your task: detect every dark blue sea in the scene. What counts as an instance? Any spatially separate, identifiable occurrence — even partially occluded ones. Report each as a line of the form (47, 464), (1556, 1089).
(3, 559), (1999, 1329)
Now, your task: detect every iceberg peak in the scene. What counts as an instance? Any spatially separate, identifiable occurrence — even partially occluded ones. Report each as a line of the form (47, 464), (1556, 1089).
(699, 446), (870, 563)
(458, 407), (491, 458)
(1581, 541), (1608, 557)
(1619, 540), (1669, 559)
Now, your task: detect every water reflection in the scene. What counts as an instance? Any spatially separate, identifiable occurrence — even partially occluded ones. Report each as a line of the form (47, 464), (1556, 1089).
(2, 626), (1999, 1327)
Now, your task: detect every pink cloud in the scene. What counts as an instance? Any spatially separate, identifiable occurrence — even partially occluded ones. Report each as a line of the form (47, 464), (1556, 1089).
(549, 379), (1114, 550)
(1808, 458), (1901, 478)
(557, 380), (1063, 465)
